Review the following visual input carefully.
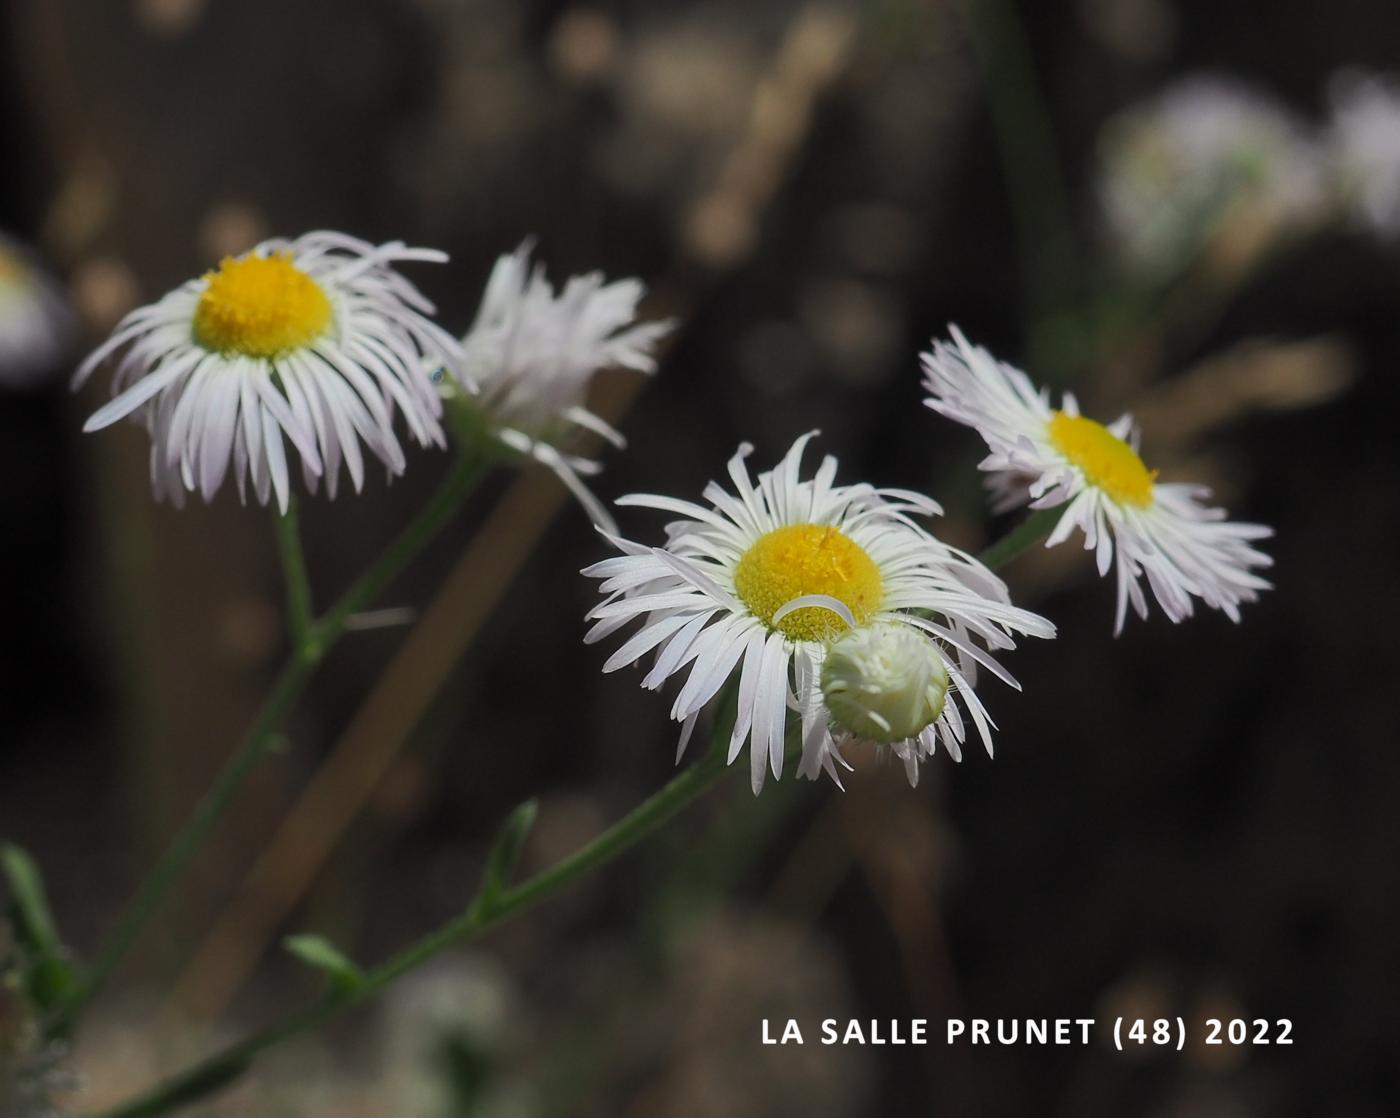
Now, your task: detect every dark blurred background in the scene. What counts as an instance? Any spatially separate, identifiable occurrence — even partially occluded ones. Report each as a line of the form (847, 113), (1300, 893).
(3, 0), (1399, 1115)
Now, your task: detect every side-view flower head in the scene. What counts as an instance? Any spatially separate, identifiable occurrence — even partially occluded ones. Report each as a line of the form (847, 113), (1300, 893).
(74, 230), (467, 512)
(583, 433), (1055, 793)
(454, 240), (672, 531)
(923, 326), (1274, 634)
(0, 231), (75, 389)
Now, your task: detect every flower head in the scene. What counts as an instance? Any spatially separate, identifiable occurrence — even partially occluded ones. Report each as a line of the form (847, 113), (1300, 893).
(1325, 69), (1400, 238)
(1096, 75), (1326, 279)
(455, 241), (672, 530)
(0, 233), (74, 390)
(583, 433), (1054, 792)
(74, 231), (468, 512)
(923, 327), (1274, 633)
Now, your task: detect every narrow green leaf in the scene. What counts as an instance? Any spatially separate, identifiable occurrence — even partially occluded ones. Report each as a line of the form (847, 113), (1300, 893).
(472, 799), (539, 916)
(2, 844), (59, 951)
(282, 934), (364, 993)
(1, 843), (76, 1009)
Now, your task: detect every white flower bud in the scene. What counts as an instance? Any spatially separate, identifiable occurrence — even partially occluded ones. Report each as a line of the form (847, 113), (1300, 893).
(820, 621), (949, 744)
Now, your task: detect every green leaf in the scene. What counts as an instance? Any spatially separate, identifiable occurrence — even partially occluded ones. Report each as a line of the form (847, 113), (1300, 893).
(282, 934), (364, 994)
(1, 843), (76, 1009)
(471, 799), (538, 917)
(2, 844), (59, 951)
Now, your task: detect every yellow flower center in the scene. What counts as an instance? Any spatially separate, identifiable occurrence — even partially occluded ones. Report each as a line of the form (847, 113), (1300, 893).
(192, 252), (332, 358)
(1047, 411), (1156, 508)
(734, 524), (883, 641)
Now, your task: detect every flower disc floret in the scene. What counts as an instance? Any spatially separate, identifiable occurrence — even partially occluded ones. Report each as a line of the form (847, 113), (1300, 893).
(1047, 411), (1156, 508)
(734, 524), (882, 640)
(193, 252), (333, 358)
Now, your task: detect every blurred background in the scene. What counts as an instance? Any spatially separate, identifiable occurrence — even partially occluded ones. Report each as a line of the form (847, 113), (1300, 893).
(3, 0), (1399, 1115)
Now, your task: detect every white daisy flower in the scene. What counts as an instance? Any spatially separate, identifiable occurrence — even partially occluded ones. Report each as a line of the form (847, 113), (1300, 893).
(453, 241), (672, 531)
(1325, 69), (1400, 239)
(582, 433), (1055, 793)
(0, 232), (74, 390)
(922, 327), (1274, 634)
(1097, 75), (1326, 279)
(74, 231), (468, 512)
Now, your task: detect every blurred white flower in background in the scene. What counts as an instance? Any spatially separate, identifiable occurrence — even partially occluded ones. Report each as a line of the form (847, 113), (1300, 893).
(74, 231), (466, 512)
(455, 241), (672, 531)
(0, 233), (75, 391)
(1325, 69), (1400, 239)
(1096, 75), (1327, 281)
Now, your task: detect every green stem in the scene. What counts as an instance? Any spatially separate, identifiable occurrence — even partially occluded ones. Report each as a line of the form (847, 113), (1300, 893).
(311, 450), (491, 646)
(78, 506), (1055, 1118)
(50, 449), (493, 1038)
(976, 504), (1060, 570)
(272, 498), (316, 656)
(957, 0), (1079, 376)
(85, 737), (737, 1118)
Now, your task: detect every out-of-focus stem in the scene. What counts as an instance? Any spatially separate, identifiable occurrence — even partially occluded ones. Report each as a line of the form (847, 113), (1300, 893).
(957, 0), (1079, 376)
(49, 448), (494, 1039)
(84, 729), (739, 1118)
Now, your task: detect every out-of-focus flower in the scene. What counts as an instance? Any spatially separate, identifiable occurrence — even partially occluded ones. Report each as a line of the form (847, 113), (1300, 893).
(0, 233), (75, 390)
(583, 433), (1054, 792)
(454, 241), (671, 531)
(74, 231), (466, 512)
(923, 328), (1274, 634)
(1096, 75), (1326, 280)
(1325, 69), (1400, 238)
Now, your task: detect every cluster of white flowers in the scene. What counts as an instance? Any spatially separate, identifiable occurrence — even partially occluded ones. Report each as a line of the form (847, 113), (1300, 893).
(1098, 69), (1400, 277)
(74, 233), (667, 518)
(586, 329), (1272, 792)
(74, 230), (1274, 795)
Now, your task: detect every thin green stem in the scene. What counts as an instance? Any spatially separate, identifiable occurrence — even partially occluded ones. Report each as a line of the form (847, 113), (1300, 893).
(85, 736), (738, 1118)
(957, 0), (1079, 376)
(79, 505), (1055, 1118)
(312, 449), (491, 646)
(273, 497), (316, 656)
(976, 504), (1060, 570)
(51, 449), (494, 1039)
(51, 659), (315, 1038)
